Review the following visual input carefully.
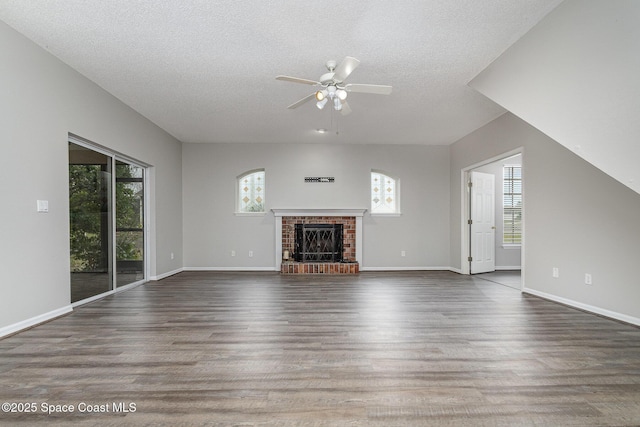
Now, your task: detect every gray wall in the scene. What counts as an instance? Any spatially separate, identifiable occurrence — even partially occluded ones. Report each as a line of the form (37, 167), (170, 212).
(182, 143), (450, 270)
(4, 0), (639, 335)
(470, 0), (640, 195)
(450, 113), (640, 322)
(0, 21), (183, 333)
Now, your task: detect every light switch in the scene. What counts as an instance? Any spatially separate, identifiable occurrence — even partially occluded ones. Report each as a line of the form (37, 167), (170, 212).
(37, 200), (49, 213)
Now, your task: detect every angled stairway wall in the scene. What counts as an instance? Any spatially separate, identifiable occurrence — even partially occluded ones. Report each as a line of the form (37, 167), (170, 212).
(469, 0), (640, 195)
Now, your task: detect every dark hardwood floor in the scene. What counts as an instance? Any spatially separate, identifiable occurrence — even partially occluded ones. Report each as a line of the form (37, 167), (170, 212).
(1, 271), (640, 426)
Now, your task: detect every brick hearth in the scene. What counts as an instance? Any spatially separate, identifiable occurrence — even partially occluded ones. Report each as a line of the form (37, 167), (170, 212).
(280, 261), (359, 274)
(282, 216), (356, 262)
(272, 209), (366, 274)
(280, 216), (357, 275)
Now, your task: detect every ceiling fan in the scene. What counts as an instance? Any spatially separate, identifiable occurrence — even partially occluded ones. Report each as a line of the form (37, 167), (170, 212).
(276, 56), (392, 115)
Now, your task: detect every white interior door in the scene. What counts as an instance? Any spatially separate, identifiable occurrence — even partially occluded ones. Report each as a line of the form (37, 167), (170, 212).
(470, 171), (495, 274)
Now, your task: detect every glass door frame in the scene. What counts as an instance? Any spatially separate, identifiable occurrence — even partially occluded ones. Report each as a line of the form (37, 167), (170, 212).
(115, 159), (147, 289)
(69, 135), (149, 306)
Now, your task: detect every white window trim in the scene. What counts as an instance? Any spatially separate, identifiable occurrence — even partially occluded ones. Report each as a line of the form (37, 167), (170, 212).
(234, 212), (267, 217)
(235, 168), (266, 214)
(370, 212), (402, 217)
(370, 169), (401, 216)
(502, 243), (521, 249)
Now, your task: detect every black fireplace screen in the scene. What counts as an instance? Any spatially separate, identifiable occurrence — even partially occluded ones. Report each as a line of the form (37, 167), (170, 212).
(294, 224), (343, 262)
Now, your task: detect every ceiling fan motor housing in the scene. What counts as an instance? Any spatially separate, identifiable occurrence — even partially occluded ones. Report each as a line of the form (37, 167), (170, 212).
(325, 59), (337, 71)
(320, 72), (337, 85)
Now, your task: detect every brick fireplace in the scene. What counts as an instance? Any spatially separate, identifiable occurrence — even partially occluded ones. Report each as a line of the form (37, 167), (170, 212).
(272, 209), (366, 274)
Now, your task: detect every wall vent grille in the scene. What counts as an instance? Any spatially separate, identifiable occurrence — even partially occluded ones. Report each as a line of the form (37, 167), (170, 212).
(305, 177), (335, 183)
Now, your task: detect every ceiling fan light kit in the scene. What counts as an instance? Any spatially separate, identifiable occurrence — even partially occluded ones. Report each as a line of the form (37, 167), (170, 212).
(315, 86), (348, 111)
(316, 97), (328, 110)
(276, 56), (392, 116)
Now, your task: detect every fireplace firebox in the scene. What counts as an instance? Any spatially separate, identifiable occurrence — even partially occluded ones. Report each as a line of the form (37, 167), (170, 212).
(294, 224), (343, 262)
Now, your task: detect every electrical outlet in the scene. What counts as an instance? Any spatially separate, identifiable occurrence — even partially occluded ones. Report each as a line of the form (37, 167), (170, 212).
(231, 250), (236, 257)
(37, 200), (49, 213)
(249, 250), (253, 258)
(585, 273), (592, 285)
(401, 250), (406, 257)
(552, 267), (559, 278)
(170, 252), (174, 260)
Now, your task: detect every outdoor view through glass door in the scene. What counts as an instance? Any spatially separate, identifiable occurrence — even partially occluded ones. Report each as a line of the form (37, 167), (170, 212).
(115, 160), (144, 287)
(69, 141), (146, 303)
(69, 143), (113, 302)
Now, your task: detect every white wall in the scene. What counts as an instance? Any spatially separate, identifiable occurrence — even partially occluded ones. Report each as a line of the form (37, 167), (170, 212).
(450, 113), (640, 324)
(0, 21), (183, 334)
(182, 143), (450, 270)
(475, 154), (522, 269)
(469, 0), (640, 195)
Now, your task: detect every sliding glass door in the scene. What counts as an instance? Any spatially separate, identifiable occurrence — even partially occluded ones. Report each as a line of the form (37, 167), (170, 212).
(115, 161), (145, 287)
(69, 140), (146, 304)
(69, 143), (113, 302)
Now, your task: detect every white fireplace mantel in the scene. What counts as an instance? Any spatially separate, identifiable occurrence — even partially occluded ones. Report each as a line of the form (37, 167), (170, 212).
(272, 208), (367, 218)
(272, 208), (367, 270)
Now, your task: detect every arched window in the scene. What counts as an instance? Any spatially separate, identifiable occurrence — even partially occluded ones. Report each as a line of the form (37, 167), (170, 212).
(371, 170), (400, 214)
(237, 169), (265, 213)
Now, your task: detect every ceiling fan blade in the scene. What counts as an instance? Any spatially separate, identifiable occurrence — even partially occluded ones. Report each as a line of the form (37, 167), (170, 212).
(345, 84), (392, 95)
(287, 93), (316, 109)
(333, 57), (360, 82)
(276, 75), (320, 85)
(340, 101), (352, 116)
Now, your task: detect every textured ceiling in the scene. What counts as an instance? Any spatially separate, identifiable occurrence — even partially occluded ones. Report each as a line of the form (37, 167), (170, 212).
(0, 0), (562, 145)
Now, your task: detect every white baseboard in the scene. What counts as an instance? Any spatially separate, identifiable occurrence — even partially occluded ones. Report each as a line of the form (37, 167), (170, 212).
(496, 266), (522, 271)
(523, 287), (640, 327)
(0, 305), (73, 339)
(185, 266), (458, 273)
(150, 267), (184, 281)
(184, 266), (278, 272)
(449, 267), (463, 274)
(360, 266), (451, 272)
(114, 279), (146, 293)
